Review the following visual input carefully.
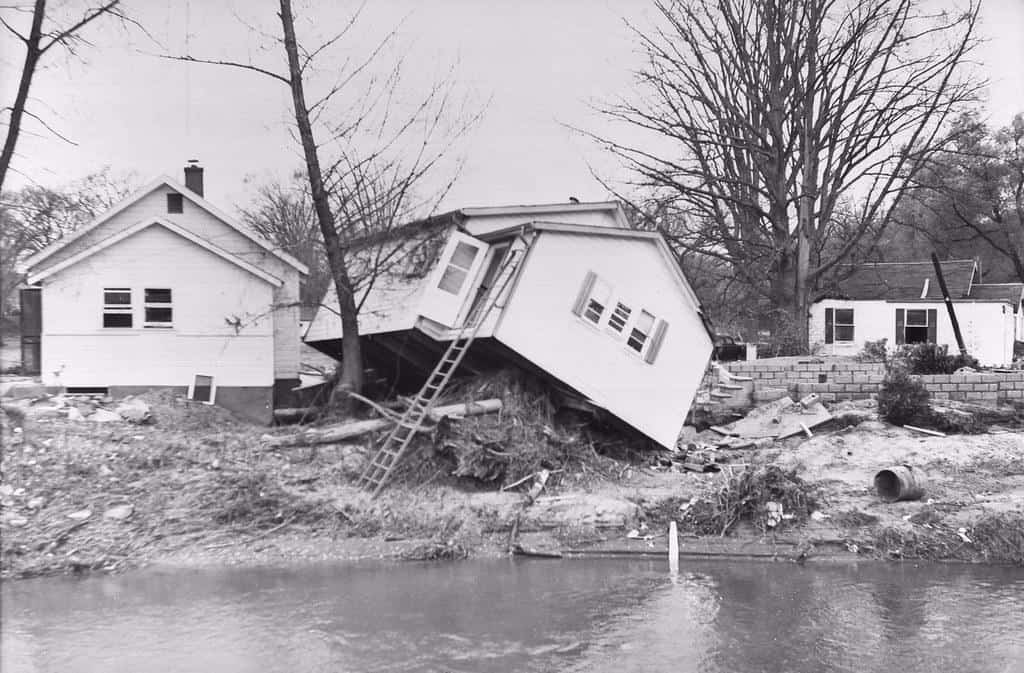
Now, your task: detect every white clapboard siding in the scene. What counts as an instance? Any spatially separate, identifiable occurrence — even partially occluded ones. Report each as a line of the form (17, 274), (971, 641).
(40, 224), (275, 387)
(35, 184), (301, 380)
(494, 230), (713, 449)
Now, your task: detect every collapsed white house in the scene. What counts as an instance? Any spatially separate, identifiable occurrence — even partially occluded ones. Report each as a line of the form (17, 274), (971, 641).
(304, 201), (714, 449)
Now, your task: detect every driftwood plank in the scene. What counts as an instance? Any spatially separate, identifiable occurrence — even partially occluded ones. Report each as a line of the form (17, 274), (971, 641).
(263, 399), (502, 447)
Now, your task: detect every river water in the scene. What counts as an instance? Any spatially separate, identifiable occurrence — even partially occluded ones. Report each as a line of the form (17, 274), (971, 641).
(2, 559), (1022, 672)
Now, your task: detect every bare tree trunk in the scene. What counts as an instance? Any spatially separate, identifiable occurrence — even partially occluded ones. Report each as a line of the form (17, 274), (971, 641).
(0, 0), (46, 193)
(278, 0), (363, 409)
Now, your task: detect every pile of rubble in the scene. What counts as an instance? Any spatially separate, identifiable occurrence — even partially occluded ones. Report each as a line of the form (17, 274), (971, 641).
(1, 388), (153, 429)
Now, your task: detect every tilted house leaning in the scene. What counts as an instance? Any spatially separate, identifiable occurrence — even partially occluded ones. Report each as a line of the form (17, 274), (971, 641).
(304, 201), (714, 449)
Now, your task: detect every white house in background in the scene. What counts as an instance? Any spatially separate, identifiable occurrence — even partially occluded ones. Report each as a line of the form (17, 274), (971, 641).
(810, 259), (1024, 366)
(20, 164), (308, 423)
(304, 201), (714, 449)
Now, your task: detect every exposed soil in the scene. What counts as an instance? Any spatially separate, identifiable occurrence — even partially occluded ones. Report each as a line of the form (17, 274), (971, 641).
(2, 390), (1022, 580)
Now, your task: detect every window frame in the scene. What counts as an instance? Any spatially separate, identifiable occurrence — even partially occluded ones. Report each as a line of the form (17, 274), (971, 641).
(102, 287), (133, 328)
(187, 373), (216, 404)
(166, 193), (184, 214)
(143, 288), (174, 329)
(833, 308), (855, 343)
(606, 300), (632, 334)
(903, 308), (930, 344)
(581, 277), (612, 325)
(626, 309), (656, 353)
(437, 240), (480, 295)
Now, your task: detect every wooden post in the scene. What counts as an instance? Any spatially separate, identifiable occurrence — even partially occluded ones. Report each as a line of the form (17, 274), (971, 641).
(668, 520), (679, 575)
(931, 253), (967, 357)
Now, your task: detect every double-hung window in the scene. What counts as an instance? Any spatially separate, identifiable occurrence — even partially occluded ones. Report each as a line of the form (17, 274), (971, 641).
(103, 288), (132, 328)
(904, 309), (928, 344)
(607, 302), (632, 333)
(627, 310), (655, 353)
(571, 271), (669, 364)
(824, 307), (855, 344)
(144, 288), (173, 328)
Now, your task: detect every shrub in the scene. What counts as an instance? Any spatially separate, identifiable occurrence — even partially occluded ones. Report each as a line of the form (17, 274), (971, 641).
(856, 338), (888, 362)
(894, 343), (979, 375)
(877, 368), (930, 425)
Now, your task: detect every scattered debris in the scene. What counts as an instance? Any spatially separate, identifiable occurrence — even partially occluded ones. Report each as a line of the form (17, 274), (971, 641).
(103, 504), (134, 520)
(89, 409), (121, 423)
(904, 424), (946, 438)
(718, 396), (832, 441)
(115, 398), (153, 424)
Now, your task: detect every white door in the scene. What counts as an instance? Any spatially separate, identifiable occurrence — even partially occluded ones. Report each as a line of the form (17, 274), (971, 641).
(419, 231), (490, 327)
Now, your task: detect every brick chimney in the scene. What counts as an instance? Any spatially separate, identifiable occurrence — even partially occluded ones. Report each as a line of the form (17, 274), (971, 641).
(183, 160), (204, 197)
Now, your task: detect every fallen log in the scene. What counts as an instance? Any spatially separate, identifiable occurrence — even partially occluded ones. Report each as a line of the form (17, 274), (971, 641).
(272, 407), (321, 424)
(263, 399), (502, 447)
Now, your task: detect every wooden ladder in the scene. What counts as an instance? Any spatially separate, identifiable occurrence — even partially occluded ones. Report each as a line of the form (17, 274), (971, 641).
(357, 242), (527, 496)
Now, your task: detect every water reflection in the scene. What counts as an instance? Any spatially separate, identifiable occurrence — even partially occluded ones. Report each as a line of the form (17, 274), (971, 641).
(3, 560), (1022, 673)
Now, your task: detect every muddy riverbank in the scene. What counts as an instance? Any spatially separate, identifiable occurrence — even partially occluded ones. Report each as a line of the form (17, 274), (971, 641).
(2, 391), (1022, 579)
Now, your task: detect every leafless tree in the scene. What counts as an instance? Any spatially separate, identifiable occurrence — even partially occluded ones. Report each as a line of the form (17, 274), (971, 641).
(592, 0), (981, 350)
(0, 0), (135, 192)
(896, 112), (1024, 281)
(164, 0), (479, 409)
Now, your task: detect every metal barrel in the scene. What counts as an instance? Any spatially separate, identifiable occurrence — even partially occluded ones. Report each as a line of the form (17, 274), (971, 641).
(873, 465), (926, 502)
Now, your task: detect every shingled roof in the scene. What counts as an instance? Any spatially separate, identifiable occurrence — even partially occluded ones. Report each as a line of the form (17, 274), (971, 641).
(970, 283), (1024, 306)
(826, 260), (977, 301)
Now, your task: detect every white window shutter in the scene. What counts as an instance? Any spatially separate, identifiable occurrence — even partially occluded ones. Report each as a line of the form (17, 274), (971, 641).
(571, 271), (597, 316)
(644, 319), (669, 363)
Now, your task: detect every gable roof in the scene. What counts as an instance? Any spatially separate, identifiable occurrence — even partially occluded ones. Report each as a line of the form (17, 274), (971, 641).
(26, 217), (284, 287)
(509, 220), (704, 313)
(23, 175), (308, 275)
(825, 260), (977, 301)
(970, 283), (1024, 305)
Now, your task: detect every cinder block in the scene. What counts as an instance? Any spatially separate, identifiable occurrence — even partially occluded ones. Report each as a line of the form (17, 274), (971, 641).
(1004, 390), (1024, 399)
(932, 392), (950, 399)
(818, 393), (836, 402)
(957, 383), (974, 392)
(964, 374), (984, 383)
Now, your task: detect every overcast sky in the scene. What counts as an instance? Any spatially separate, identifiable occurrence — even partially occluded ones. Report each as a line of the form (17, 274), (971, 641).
(2, 0), (1022, 214)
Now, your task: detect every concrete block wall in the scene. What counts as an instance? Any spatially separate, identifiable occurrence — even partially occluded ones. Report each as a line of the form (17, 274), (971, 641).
(725, 359), (1023, 406)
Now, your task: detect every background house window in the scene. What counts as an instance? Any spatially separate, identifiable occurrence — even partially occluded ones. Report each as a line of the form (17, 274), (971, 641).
(824, 307), (855, 344)
(167, 193), (183, 213)
(144, 288), (173, 327)
(905, 309), (929, 343)
(627, 310), (655, 352)
(437, 241), (479, 294)
(102, 288), (132, 328)
(834, 308), (854, 342)
(607, 302), (632, 333)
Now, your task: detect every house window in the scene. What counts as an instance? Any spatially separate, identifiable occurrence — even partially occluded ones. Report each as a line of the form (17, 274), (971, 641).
(582, 278), (612, 324)
(437, 241), (479, 295)
(905, 309), (928, 343)
(608, 302), (632, 333)
(824, 307), (855, 344)
(144, 288), (173, 328)
(834, 308), (854, 342)
(627, 310), (655, 352)
(188, 374), (215, 404)
(103, 288), (132, 328)
(167, 193), (183, 214)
